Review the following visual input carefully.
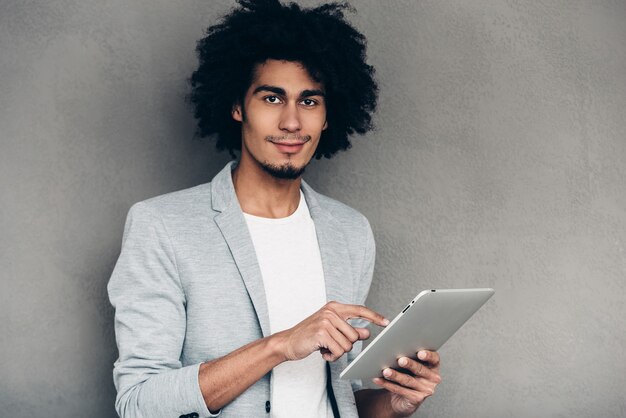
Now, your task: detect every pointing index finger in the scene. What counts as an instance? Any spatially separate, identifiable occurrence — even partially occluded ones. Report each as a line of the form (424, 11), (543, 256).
(335, 303), (389, 327)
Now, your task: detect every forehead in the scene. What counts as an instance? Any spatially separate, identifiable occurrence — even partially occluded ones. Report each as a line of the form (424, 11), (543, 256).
(249, 59), (324, 92)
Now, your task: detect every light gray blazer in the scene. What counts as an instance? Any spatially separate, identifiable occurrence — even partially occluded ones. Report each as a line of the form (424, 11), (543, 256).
(108, 161), (375, 418)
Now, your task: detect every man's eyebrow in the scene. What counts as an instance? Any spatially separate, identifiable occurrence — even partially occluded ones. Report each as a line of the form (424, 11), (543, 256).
(251, 85), (325, 98)
(300, 89), (325, 98)
(252, 85), (286, 96)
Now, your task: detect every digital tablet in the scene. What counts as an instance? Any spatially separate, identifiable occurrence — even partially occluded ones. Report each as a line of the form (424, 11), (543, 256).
(340, 288), (495, 381)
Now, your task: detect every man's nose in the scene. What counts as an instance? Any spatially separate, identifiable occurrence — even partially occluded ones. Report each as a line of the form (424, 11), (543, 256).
(278, 103), (301, 133)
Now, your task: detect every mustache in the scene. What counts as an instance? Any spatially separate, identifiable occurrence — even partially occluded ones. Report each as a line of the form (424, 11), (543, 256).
(265, 135), (312, 143)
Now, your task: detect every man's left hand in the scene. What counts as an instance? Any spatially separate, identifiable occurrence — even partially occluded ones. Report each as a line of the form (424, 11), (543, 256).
(372, 350), (441, 417)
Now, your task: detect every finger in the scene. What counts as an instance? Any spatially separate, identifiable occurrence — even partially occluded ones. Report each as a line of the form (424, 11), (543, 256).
(372, 377), (429, 406)
(381, 368), (418, 390)
(326, 324), (355, 353)
(324, 312), (361, 343)
(354, 327), (370, 340)
(320, 334), (347, 362)
(398, 357), (441, 383)
(417, 350), (440, 367)
(331, 302), (389, 327)
(382, 368), (437, 395)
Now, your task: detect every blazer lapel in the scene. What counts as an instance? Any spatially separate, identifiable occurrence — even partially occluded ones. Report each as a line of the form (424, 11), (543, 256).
(303, 182), (356, 418)
(209, 163), (352, 338)
(302, 181), (353, 305)
(211, 162), (271, 337)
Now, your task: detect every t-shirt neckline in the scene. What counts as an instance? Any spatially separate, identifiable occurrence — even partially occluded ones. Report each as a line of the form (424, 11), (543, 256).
(242, 190), (308, 225)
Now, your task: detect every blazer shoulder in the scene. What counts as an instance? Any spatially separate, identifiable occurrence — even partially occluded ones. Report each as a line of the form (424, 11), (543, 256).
(314, 192), (371, 231)
(131, 182), (214, 219)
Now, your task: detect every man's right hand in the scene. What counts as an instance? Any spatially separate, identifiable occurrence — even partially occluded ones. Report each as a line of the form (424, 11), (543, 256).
(273, 301), (389, 362)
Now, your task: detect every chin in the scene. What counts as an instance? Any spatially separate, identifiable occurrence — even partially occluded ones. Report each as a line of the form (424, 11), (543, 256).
(260, 160), (308, 180)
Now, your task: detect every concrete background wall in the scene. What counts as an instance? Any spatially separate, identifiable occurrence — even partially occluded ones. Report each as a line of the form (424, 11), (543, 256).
(1, 1), (625, 417)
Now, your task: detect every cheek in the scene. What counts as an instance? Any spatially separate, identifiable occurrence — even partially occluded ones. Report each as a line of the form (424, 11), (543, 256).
(306, 111), (327, 131)
(242, 115), (266, 139)
(316, 110), (328, 131)
(248, 110), (278, 134)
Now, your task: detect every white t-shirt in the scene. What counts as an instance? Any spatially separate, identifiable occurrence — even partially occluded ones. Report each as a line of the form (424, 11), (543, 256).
(243, 190), (332, 418)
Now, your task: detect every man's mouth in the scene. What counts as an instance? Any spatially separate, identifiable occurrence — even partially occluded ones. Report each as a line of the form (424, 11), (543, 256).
(267, 135), (311, 146)
(267, 136), (311, 154)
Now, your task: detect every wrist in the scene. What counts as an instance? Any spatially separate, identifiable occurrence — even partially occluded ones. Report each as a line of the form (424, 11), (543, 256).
(266, 331), (289, 364)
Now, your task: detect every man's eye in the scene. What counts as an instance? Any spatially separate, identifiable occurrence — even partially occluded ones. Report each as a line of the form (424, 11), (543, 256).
(301, 99), (317, 106)
(264, 96), (282, 104)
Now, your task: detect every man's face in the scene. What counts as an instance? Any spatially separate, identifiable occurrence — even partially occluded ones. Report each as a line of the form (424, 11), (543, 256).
(232, 59), (328, 180)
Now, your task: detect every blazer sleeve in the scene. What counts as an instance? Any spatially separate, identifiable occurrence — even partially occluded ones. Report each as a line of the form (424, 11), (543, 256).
(348, 215), (376, 392)
(107, 202), (218, 418)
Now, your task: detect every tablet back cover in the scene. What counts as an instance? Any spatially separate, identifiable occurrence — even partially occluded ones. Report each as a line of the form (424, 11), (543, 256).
(340, 288), (494, 381)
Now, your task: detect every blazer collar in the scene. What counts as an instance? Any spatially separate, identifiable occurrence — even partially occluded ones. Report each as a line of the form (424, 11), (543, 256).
(210, 161), (351, 337)
(209, 160), (323, 213)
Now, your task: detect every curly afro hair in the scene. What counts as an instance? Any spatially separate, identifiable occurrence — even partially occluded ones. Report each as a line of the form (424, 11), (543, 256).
(189, 0), (378, 159)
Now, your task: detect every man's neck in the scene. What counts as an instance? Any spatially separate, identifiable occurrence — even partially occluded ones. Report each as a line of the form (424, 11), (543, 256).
(231, 158), (302, 219)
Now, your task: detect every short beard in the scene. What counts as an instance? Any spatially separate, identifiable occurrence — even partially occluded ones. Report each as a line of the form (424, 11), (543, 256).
(259, 161), (307, 180)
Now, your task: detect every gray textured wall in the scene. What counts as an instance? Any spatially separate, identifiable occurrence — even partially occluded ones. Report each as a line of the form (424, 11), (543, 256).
(1, 1), (625, 417)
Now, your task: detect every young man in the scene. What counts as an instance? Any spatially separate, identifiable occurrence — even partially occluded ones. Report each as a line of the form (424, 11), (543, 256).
(108, 1), (441, 417)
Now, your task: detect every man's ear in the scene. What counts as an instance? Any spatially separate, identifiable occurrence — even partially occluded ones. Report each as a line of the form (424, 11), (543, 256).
(322, 120), (328, 130)
(232, 103), (243, 122)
